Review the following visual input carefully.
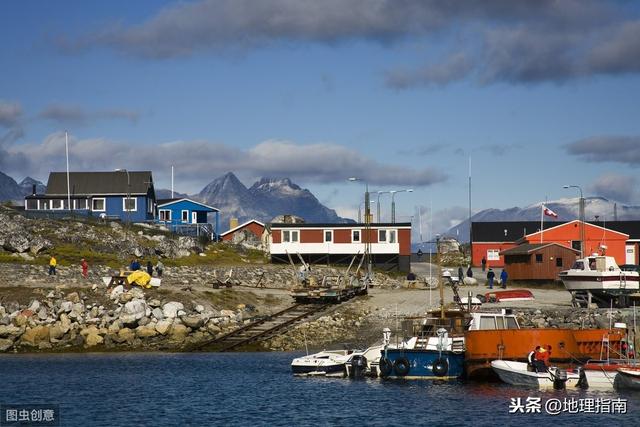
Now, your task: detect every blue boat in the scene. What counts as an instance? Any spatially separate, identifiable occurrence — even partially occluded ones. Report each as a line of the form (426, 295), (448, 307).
(378, 328), (465, 380)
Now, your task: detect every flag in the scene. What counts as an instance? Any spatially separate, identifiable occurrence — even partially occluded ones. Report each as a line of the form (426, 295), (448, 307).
(543, 205), (558, 218)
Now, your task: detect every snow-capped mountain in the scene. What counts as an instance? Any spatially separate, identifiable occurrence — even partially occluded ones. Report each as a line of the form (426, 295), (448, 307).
(19, 177), (46, 196)
(445, 197), (640, 243)
(196, 172), (350, 229)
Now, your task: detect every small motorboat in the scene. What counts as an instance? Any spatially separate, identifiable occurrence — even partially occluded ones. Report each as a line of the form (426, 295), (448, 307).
(482, 289), (534, 303)
(581, 359), (637, 389)
(491, 360), (580, 390)
(615, 367), (640, 390)
(291, 350), (351, 376)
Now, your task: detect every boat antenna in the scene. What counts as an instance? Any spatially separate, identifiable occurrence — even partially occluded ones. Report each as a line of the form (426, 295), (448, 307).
(303, 329), (309, 356)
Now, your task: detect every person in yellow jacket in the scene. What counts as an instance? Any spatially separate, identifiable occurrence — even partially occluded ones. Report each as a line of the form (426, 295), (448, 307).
(48, 255), (57, 275)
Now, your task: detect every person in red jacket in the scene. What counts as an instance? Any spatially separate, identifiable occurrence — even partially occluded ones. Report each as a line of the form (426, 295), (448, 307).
(81, 258), (88, 279)
(534, 346), (549, 372)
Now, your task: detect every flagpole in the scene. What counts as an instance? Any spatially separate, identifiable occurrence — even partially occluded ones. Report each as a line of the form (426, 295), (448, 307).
(540, 203), (544, 243)
(65, 131), (71, 211)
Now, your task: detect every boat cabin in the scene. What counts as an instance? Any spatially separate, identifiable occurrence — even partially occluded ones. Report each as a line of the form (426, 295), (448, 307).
(467, 311), (520, 331)
(571, 256), (620, 272)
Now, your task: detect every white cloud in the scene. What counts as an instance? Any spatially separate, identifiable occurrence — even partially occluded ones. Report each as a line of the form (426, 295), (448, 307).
(1, 134), (446, 192)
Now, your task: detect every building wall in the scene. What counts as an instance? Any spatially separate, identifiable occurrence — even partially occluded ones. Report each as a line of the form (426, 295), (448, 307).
(472, 242), (518, 268)
(104, 195), (151, 222)
(158, 200), (213, 225)
(504, 246), (578, 281)
(526, 222), (628, 265)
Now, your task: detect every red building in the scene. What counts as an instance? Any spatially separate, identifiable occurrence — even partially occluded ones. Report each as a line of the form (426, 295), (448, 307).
(269, 222), (412, 272)
(220, 220), (265, 243)
(472, 220), (638, 268)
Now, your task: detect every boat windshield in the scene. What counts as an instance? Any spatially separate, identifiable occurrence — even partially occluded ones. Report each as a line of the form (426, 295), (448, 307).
(571, 261), (585, 270)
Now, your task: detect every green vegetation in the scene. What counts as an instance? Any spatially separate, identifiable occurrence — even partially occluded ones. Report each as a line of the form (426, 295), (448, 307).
(163, 245), (266, 267)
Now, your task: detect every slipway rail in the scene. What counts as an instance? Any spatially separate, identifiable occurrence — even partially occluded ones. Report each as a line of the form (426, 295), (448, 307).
(190, 303), (331, 352)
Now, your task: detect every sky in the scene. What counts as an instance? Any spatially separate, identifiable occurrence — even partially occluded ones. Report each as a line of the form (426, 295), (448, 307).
(1, 0), (640, 233)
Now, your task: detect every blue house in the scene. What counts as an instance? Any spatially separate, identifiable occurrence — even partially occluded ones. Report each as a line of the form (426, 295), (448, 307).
(24, 171), (156, 222)
(157, 198), (220, 239)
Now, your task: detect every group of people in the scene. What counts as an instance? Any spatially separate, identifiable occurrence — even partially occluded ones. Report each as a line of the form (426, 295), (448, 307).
(47, 256), (89, 279)
(527, 345), (552, 372)
(130, 258), (164, 277)
(486, 268), (508, 289)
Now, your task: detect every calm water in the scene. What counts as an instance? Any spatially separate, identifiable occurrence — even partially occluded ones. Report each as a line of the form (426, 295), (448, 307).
(0, 352), (636, 426)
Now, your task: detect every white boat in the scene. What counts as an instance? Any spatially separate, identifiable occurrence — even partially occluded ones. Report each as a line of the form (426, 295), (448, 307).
(291, 350), (351, 376)
(558, 256), (639, 307)
(491, 360), (581, 390)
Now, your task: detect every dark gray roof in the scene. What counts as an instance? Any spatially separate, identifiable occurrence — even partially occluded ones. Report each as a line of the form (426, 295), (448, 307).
(473, 220), (640, 241)
(500, 243), (580, 256)
(45, 171), (154, 196)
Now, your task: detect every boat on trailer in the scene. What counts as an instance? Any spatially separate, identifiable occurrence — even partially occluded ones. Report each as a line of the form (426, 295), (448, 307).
(559, 255), (640, 308)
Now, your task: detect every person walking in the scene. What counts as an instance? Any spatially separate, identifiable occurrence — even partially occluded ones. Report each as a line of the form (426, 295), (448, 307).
(500, 268), (508, 289)
(481, 257), (487, 272)
(486, 268), (495, 289)
(155, 260), (164, 278)
(457, 266), (464, 284)
(48, 255), (57, 276)
(146, 261), (154, 276)
(81, 258), (88, 279)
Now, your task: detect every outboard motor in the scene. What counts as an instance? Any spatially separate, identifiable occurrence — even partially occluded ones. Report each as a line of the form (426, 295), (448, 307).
(552, 368), (568, 390)
(349, 355), (368, 379)
(575, 367), (588, 389)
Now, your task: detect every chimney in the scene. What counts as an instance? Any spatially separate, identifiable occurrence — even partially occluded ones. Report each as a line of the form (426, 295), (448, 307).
(230, 218), (239, 230)
(32, 184), (36, 195)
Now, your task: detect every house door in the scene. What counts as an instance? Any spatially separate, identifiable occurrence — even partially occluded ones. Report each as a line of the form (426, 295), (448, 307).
(192, 211), (198, 224)
(626, 244), (636, 264)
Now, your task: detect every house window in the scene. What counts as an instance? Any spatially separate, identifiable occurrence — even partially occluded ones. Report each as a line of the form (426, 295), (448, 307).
(92, 198), (106, 212)
(159, 210), (172, 221)
(556, 257), (563, 267)
(379, 230), (387, 242)
(74, 199), (88, 210)
(388, 230), (397, 243)
(487, 249), (500, 261)
(324, 230), (333, 242)
(282, 230), (299, 243)
(51, 199), (62, 210)
(181, 210), (189, 222)
(123, 197), (137, 212)
(571, 241), (582, 252)
(536, 254), (543, 263)
(352, 230), (361, 242)
(26, 199), (38, 210)
(147, 198), (154, 214)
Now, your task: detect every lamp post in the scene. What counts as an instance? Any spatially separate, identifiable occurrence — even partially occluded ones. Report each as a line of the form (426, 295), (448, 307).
(390, 189), (413, 223)
(563, 184), (584, 258)
(357, 200), (375, 223)
(349, 177), (372, 275)
(377, 191), (390, 223)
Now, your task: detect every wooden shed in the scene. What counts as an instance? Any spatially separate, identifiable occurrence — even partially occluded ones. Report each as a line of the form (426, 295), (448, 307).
(500, 243), (580, 282)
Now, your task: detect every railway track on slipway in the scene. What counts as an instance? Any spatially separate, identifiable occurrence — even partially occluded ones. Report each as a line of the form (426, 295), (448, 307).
(190, 303), (332, 352)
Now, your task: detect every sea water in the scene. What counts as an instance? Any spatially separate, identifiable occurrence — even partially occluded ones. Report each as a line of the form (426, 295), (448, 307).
(0, 352), (636, 426)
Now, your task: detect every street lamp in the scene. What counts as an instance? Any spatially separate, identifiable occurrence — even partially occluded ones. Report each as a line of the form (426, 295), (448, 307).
(563, 184), (584, 258)
(349, 177), (372, 275)
(357, 200), (375, 223)
(376, 191), (390, 223)
(390, 189), (413, 223)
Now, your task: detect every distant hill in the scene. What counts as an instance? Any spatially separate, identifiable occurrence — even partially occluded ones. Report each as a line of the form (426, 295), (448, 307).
(155, 189), (189, 200)
(196, 172), (352, 230)
(0, 171), (24, 202)
(19, 177), (46, 196)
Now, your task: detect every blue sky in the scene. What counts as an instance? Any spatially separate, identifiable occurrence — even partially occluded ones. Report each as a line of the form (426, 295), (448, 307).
(1, 0), (640, 230)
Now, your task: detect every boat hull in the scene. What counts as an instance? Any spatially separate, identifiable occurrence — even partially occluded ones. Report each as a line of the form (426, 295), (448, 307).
(615, 368), (640, 390)
(491, 360), (580, 390)
(291, 362), (346, 375)
(584, 368), (618, 389)
(380, 349), (465, 380)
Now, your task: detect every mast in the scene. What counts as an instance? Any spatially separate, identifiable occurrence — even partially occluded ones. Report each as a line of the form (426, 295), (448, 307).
(65, 131), (71, 211)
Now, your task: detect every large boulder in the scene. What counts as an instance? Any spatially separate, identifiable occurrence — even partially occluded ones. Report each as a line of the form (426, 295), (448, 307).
(0, 325), (23, 338)
(169, 324), (189, 343)
(135, 325), (158, 338)
(20, 326), (50, 347)
(0, 338), (14, 351)
(180, 315), (204, 329)
(155, 320), (172, 335)
(120, 299), (149, 325)
(84, 333), (104, 348)
(162, 302), (184, 319)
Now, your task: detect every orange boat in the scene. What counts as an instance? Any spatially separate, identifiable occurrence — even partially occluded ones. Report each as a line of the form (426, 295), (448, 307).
(465, 328), (624, 379)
